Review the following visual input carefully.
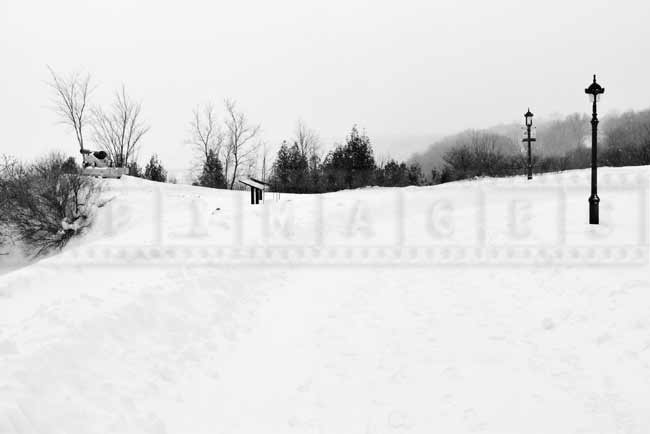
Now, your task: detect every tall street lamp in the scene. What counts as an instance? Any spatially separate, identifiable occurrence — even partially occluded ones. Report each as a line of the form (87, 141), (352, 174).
(585, 75), (605, 224)
(523, 109), (536, 180)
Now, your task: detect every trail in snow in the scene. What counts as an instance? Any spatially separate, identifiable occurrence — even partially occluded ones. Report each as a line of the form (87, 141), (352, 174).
(1, 168), (650, 434)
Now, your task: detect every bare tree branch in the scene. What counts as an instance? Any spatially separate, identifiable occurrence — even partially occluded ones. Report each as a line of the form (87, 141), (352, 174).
(223, 99), (261, 189)
(91, 85), (150, 167)
(294, 119), (320, 159)
(186, 103), (224, 175)
(47, 66), (94, 153)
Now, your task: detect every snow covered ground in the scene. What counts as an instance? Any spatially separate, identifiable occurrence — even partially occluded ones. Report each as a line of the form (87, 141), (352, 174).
(1, 167), (649, 434)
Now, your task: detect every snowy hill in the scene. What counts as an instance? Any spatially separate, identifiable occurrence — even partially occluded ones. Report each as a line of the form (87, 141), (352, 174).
(1, 168), (649, 434)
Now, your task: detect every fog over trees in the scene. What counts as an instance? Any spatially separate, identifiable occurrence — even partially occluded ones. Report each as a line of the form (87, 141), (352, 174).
(408, 109), (650, 184)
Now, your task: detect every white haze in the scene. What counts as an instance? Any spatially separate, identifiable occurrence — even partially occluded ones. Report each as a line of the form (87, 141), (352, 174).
(1, 0), (649, 177)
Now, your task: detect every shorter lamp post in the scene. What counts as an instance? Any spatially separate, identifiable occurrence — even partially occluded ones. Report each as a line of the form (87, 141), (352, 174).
(585, 75), (605, 224)
(523, 109), (536, 180)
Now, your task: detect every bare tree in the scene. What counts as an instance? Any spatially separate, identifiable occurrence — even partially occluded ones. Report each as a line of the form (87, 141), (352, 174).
(188, 103), (224, 161)
(260, 142), (271, 184)
(223, 99), (261, 189)
(294, 120), (320, 159)
(92, 86), (149, 167)
(47, 66), (93, 152)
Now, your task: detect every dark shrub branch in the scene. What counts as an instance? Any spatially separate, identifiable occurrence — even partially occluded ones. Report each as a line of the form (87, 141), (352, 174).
(1, 153), (100, 257)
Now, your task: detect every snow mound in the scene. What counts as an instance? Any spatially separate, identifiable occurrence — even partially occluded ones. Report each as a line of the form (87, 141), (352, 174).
(1, 168), (649, 434)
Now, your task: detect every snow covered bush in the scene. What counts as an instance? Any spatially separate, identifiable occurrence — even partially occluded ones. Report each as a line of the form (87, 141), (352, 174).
(0, 153), (100, 257)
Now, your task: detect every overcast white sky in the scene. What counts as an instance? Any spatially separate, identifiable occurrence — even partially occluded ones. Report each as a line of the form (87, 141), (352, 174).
(2, 0), (650, 176)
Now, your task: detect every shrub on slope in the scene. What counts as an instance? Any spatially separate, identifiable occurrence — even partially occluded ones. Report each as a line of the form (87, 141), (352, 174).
(0, 153), (100, 257)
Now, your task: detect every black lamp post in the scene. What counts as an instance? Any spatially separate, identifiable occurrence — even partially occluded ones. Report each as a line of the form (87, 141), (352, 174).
(585, 75), (605, 224)
(523, 109), (536, 180)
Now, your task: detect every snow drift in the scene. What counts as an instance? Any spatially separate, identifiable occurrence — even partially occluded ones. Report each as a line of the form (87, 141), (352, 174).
(1, 168), (649, 434)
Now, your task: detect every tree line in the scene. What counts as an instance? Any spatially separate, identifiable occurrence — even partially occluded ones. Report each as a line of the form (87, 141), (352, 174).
(411, 109), (650, 184)
(46, 68), (261, 188)
(268, 125), (425, 193)
(45, 68), (429, 192)
(44, 67), (650, 193)
(3, 68), (650, 259)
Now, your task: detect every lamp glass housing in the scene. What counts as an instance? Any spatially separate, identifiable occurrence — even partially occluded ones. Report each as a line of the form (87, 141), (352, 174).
(524, 110), (534, 127)
(588, 93), (603, 103)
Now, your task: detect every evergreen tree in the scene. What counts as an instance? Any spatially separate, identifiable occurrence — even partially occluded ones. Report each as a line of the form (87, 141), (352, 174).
(308, 153), (322, 193)
(271, 141), (292, 192)
(270, 142), (310, 193)
(198, 149), (226, 188)
(407, 163), (423, 185)
(288, 143), (309, 193)
(61, 156), (80, 174)
(345, 125), (375, 188)
(127, 161), (143, 177)
(144, 154), (167, 182)
(382, 160), (407, 186)
(322, 125), (376, 190)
